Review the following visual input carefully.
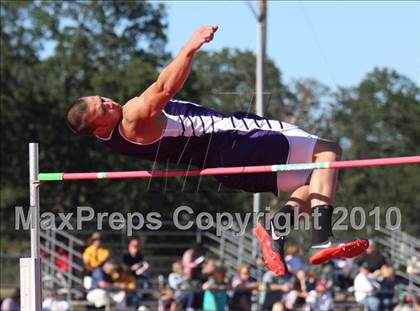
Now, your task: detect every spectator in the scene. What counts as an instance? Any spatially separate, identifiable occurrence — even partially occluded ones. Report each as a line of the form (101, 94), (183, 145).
(160, 287), (176, 311)
(170, 257), (213, 310)
(113, 265), (140, 311)
(168, 260), (188, 300)
(230, 264), (258, 311)
(42, 289), (70, 311)
(294, 269), (309, 306)
(260, 270), (281, 310)
(122, 238), (150, 289)
(201, 258), (218, 282)
(83, 232), (110, 273)
(182, 257), (219, 309)
(354, 262), (380, 311)
(305, 269), (318, 292)
(285, 244), (307, 273)
(332, 258), (358, 290)
(86, 260), (126, 310)
(377, 265), (397, 311)
(182, 243), (205, 280)
(0, 287), (19, 311)
(261, 270), (298, 311)
(202, 266), (229, 311)
(54, 247), (70, 288)
(406, 255), (420, 275)
(55, 247), (69, 272)
(393, 285), (415, 311)
(318, 263), (334, 289)
(272, 301), (285, 311)
(305, 279), (334, 311)
(356, 240), (386, 273)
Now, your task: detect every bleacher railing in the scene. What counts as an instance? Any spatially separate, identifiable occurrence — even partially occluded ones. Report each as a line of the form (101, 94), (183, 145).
(375, 226), (420, 295)
(37, 219), (420, 309)
(40, 228), (85, 302)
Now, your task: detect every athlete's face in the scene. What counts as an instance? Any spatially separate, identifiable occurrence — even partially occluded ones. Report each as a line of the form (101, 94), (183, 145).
(85, 96), (122, 136)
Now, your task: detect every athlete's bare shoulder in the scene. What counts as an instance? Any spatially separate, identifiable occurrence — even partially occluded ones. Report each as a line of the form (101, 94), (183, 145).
(121, 101), (167, 144)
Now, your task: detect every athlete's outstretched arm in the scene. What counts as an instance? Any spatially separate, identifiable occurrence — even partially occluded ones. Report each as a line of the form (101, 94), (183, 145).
(124, 25), (218, 122)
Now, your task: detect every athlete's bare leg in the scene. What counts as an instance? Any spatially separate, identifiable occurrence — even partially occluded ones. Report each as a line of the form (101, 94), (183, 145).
(256, 139), (367, 276)
(309, 139), (342, 207)
(284, 185), (311, 214)
(284, 182), (340, 215)
(305, 139), (368, 264)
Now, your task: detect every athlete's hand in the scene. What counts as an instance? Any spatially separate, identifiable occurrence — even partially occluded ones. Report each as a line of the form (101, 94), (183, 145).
(187, 25), (218, 52)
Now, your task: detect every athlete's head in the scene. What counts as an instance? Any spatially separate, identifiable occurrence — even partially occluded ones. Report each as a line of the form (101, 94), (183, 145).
(66, 96), (122, 137)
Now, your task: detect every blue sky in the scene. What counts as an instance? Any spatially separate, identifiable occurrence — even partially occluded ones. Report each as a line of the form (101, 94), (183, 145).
(164, 1), (419, 88)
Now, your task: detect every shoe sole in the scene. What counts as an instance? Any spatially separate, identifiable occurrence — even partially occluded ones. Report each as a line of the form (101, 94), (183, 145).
(309, 239), (369, 265)
(255, 223), (287, 276)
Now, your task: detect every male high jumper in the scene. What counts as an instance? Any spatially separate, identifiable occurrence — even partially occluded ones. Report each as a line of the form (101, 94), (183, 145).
(67, 26), (368, 276)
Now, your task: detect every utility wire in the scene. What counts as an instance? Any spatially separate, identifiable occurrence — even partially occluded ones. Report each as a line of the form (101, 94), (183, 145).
(299, 1), (340, 89)
(244, 0), (259, 20)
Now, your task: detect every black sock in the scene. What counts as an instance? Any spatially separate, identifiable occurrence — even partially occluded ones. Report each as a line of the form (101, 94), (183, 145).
(312, 205), (334, 245)
(271, 205), (297, 235)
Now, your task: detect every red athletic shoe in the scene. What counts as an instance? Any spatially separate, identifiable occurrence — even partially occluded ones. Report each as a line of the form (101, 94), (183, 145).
(255, 222), (288, 276)
(309, 238), (369, 265)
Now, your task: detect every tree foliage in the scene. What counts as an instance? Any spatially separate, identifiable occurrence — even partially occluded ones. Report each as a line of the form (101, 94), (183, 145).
(333, 68), (420, 225)
(1, 1), (173, 243)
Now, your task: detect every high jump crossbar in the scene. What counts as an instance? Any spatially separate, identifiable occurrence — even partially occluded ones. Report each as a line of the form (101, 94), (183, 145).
(38, 155), (420, 181)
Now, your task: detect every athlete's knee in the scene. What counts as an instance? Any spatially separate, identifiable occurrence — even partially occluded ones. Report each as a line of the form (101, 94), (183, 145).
(314, 140), (342, 161)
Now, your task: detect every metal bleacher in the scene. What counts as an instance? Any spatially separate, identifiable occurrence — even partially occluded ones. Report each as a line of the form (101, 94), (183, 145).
(375, 226), (420, 296)
(39, 220), (203, 308)
(38, 219), (420, 310)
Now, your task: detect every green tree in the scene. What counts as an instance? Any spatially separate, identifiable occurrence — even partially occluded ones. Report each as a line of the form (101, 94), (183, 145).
(0, 1), (170, 253)
(333, 68), (420, 232)
(189, 48), (287, 117)
(285, 78), (333, 135)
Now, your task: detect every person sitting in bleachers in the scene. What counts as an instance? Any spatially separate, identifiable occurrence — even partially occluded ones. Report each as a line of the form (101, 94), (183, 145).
(168, 259), (196, 310)
(201, 258), (217, 283)
(0, 287), (20, 311)
(354, 262), (380, 311)
(122, 238), (150, 290)
(86, 259), (126, 310)
(304, 279), (334, 311)
(261, 268), (298, 311)
(377, 265), (397, 311)
(160, 286), (177, 311)
(83, 232), (110, 273)
(331, 258), (358, 290)
(294, 269), (309, 307)
(113, 265), (140, 311)
(54, 247), (70, 289)
(202, 265), (230, 311)
(355, 241), (386, 275)
(305, 269), (318, 292)
(285, 244), (307, 273)
(55, 247), (69, 273)
(230, 264), (258, 311)
(42, 289), (70, 311)
(182, 243), (205, 281)
(168, 261), (186, 300)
